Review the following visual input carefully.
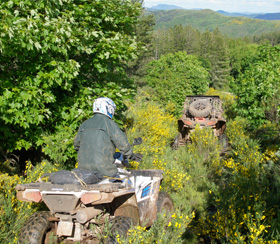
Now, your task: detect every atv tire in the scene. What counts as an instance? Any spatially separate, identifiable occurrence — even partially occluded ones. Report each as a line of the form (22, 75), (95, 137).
(107, 216), (133, 244)
(219, 133), (229, 155)
(156, 191), (174, 216)
(171, 133), (180, 150)
(189, 99), (212, 118)
(18, 211), (57, 244)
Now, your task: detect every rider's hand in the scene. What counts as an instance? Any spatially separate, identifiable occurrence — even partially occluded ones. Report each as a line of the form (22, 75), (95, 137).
(129, 153), (143, 162)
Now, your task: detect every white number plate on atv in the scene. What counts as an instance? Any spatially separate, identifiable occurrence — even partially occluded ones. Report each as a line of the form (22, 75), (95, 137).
(57, 221), (73, 236)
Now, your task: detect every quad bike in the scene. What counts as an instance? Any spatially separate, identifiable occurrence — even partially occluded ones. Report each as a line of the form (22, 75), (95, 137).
(16, 138), (174, 244)
(172, 95), (227, 150)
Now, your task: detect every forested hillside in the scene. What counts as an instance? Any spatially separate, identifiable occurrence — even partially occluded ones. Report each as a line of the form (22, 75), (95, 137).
(1, 0), (280, 243)
(150, 9), (280, 37)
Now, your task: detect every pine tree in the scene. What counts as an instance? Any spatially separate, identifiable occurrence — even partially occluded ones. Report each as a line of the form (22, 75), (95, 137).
(199, 29), (231, 89)
(126, 11), (156, 86)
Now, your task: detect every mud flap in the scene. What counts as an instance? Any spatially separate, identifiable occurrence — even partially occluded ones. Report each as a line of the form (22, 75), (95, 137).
(57, 221), (73, 236)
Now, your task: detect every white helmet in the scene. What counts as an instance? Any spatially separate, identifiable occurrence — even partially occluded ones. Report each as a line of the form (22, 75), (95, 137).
(93, 97), (116, 119)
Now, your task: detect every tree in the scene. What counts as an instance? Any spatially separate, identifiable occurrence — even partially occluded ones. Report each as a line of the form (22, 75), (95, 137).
(253, 30), (280, 46)
(152, 27), (173, 60)
(199, 29), (231, 90)
(126, 11), (156, 86)
(228, 38), (258, 79)
(181, 25), (201, 55)
(0, 0), (142, 169)
(151, 25), (200, 61)
(145, 51), (209, 115)
(169, 25), (187, 53)
(232, 45), (280, 127)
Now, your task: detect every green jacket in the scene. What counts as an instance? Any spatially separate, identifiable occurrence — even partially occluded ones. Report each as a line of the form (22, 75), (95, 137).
(74, 113), (133, 177)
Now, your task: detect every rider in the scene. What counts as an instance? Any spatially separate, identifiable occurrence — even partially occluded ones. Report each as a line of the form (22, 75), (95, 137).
(74, 97), (134, 177)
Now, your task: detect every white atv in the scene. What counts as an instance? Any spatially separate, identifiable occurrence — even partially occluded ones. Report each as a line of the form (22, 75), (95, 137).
(16, 138), (174, 243)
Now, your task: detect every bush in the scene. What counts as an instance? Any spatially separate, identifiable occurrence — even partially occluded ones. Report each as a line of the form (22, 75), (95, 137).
(0, 161), (60, 243)
(125, 92), (222, 243)
(190, 118), (280, 242)
(3, 91), (280, 244)
(205, 87), (236, 120)
(145, 51), (209, 116)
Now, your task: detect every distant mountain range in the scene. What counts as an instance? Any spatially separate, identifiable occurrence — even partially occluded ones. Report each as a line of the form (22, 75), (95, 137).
(254, 12), (280, 20)
(216, 10), (259, 18)
(217, 10), (280, 20)
(147, 4), (185, 11)
(147, 4), (280, 20)
(147, 7), (280, 38)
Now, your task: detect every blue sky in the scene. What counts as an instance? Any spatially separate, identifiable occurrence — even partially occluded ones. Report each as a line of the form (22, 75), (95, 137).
(144, 0), (280, 13)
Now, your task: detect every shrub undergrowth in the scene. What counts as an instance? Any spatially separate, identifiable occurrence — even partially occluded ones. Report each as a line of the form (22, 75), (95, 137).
(0, 161), (60, 243)
(1, 91), (280, 243)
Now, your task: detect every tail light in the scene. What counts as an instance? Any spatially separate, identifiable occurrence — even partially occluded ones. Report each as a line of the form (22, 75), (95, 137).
(81, 192), (101, 204)
(17, 190), (42, 203)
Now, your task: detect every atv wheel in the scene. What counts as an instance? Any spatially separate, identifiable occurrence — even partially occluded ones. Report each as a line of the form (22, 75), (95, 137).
(171, 133), (180, 150)
(156, 191), (174, 216)
(189, 99), (212, 118)
(219, 133), (229, 155)
(107, 216), (133, 244)
(18, 211), (57, 244)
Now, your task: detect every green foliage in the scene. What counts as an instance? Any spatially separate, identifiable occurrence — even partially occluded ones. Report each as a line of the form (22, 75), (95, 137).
(39, 126), (77, 169)
(0, 0), (142, 165)
(145, 51), (209, 116)
(0, 161), (60, 243)
(2, 93), (280, 243)
(151, 25), (248, 90)
(253, 29), (280, 46)
(126, 11), (156, 86)
(179, 125), (222, 214)
(116, 209), (195, 244)
(151, 24), (201, 68)
(153, 25), (201, 56)
(205, 88), (236, 120)
(199, 29), (231, 89)
(125, 89), (177, 159)
(203, 118), (270, 242)
(228, 38), (259, 79)
(1, 2), (280, 243)
(250, 121), (280, 151)
(124, 93), (280, 243)
(231, 45), (280, 127)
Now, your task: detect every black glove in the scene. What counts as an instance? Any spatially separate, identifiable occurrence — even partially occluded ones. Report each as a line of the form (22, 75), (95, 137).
(129, 153), (143, 162)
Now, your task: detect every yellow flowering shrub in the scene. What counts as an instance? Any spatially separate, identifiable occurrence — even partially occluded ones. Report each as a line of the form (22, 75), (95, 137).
(191, 118), (279, 243)
(1, 91), (279, 244)
(205, 87), (235, 119)
(0, 161), (59, 243)
(125, 91), (190, 193)
(117, 210), (195, 244)
(125, 90), (177, 157)
(187, 124), (222, 170)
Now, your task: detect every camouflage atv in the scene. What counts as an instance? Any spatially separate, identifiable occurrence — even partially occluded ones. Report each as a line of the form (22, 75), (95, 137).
(172, 95), (227, 149)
